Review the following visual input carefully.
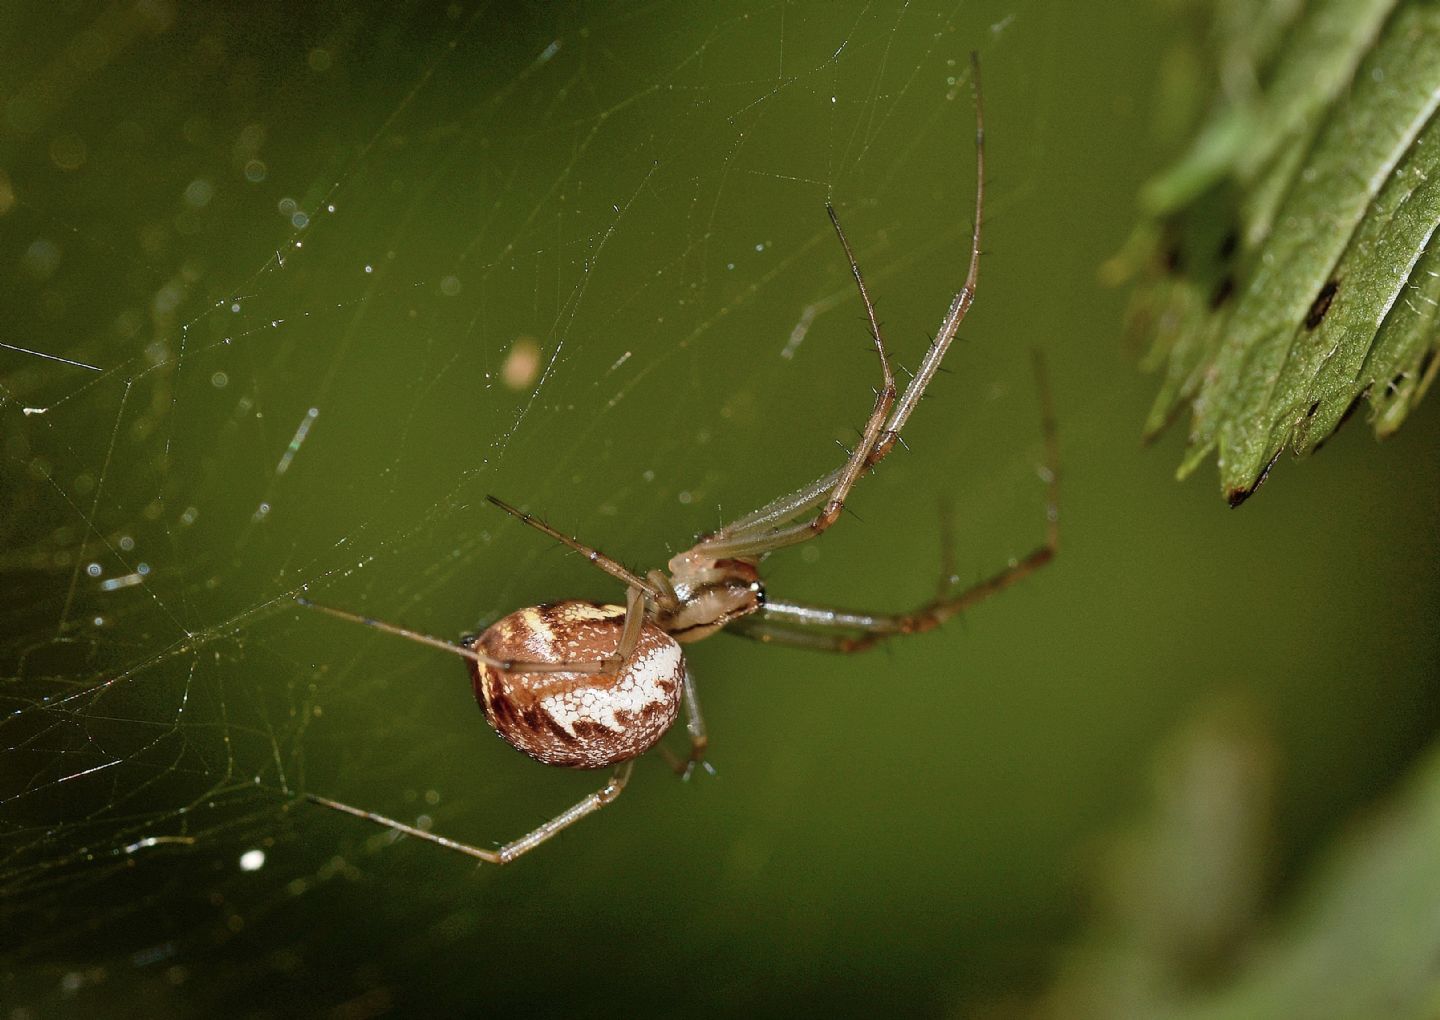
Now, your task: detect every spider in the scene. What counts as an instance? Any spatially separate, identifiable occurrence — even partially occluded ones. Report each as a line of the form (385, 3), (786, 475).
(297, 55), (1059, 864)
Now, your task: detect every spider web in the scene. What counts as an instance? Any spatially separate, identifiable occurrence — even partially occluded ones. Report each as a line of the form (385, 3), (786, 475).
(17, 2), (1435, 1015)
(0, 2), (1075, 1006)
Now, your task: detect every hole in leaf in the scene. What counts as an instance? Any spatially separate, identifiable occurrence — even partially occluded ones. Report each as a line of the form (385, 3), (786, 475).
(1304, 279), (1339, 330)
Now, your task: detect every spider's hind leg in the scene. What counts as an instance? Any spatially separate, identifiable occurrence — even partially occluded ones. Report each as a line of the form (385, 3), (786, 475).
(658, 669), (712, 779)
(306, 761), (635, 865)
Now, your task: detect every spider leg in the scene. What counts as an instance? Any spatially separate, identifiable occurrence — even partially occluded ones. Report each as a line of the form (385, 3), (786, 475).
(657, 668), (710, 778)
(721, 617), (862, 652)
(486, 495), (664, 600)
(647, 568), (679, 606)
(709, 465), (846, 544)
(297, 581), (654, 676)
(604, 584), (651, 672)
(485, 584), (652, 677)
(736, 534), (1052, 655)
(695, 209), (893, 560)
(306, 761), (634, 865)
(697, 54), (985, 561)
(869, 52), (985, 464)
(731, 345), (1058, 655)
(297, 597), (618, 675)
(808, 202), (898, 517)
(480, 501), (677, 664)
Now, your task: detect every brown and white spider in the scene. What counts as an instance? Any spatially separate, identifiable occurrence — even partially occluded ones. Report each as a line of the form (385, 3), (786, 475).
(297, 56), (1059, 864)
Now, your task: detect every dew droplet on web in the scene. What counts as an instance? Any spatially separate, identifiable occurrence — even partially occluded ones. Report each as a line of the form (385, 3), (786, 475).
(501, 336), (541, 391)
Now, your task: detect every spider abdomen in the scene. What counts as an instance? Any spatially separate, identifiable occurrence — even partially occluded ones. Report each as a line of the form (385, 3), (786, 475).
(467, 600), (684, 769)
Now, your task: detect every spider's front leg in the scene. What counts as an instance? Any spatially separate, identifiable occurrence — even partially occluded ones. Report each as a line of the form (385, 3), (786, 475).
(731, 350), (1060, 655)
(697, 54), (986, 563)
(691, 206), (896, 561)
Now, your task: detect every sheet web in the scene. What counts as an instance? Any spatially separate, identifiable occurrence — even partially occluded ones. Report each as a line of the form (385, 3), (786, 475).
(0, 0), (1040, 989)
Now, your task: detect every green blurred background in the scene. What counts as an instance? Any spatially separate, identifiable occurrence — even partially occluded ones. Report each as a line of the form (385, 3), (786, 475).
(2, 1), (1437, 1015)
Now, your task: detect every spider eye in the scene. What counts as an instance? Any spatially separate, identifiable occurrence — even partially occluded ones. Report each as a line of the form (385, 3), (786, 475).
(750, 581), (766, 606)
(459, 634), (477, 648)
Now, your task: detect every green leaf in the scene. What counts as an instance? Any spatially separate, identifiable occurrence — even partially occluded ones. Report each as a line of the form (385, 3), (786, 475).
(1036, 701), (1440, 1020)
(1126, 0), (1440, 504)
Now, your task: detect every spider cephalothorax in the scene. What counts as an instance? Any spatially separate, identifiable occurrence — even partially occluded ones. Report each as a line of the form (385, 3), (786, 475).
(653, 553), (765, 642)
